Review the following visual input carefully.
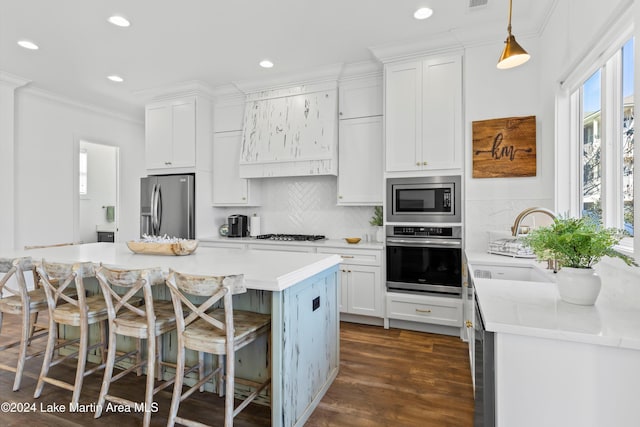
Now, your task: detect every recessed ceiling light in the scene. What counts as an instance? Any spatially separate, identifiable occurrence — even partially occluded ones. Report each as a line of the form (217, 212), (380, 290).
(17, 40), (39, 50)
(413, 7), (434, 20)
(108, 15), (130, 27)
(259, 60), (274, 69)
(107, 75), (124, 83)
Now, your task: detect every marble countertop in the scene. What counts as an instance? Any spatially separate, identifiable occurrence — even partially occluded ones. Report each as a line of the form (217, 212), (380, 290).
(466, 251), (640, 350)
(9, 243), (341, 292)
(199, 235), (384, 250)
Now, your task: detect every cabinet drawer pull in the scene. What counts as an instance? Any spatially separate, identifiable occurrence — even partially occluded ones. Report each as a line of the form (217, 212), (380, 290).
(341, 255), (354, 259)
(466, 320), (473, 328)
(415, 308), (432, 314)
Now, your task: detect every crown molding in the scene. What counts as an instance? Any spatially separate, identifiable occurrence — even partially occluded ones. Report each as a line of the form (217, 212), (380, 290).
(233, 63), (343, 94)
(22, 86), (143, 125)
(339, 60), (383, 82)
(133, 80), (216, 103)
(0, 71), (31, 89)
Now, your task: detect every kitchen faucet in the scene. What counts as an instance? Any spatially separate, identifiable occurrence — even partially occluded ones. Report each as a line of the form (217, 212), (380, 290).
(511, 207), (558, 271)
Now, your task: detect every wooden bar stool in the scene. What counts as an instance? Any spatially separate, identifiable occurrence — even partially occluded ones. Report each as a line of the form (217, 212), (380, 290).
(0, 257), (49, 391)
(165, 269), (271, 427)
(94, 265), (178, 427)
(34, 260), (107, 406)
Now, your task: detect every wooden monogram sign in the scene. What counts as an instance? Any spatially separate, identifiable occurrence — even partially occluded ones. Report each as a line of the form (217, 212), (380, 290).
(472, 115), (536, 178)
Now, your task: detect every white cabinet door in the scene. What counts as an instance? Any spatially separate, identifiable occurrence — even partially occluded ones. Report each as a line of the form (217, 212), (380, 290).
(338, 77), (382, 119)
(385, 60), (422, 172)
(214, 100), (245, 133)
(145, 97), (196, 170)
(145, 103), (173, 169)
(384, 55), (462, 172)
(212, 131), (249, 205)
(212, 131), (260, 206)
(421, 55), (462, 170)
(171, 99), (197, 168)
(337, 116), (383, 205)
(346, 264), (382, 317)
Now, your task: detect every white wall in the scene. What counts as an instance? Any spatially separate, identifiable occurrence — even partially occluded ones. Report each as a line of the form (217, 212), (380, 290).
(14, 90), (144, 248)
(463, 36), (553, 251)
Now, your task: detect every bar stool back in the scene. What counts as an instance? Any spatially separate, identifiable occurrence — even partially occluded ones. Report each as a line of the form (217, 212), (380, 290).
(166, 269), (271, 427)
(0, 257), (49, 391)
(34, 260), (106, 406)
(94, 265), (178, 427)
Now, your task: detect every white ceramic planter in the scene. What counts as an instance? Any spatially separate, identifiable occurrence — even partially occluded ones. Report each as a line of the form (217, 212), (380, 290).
(556, 267), (602, 305)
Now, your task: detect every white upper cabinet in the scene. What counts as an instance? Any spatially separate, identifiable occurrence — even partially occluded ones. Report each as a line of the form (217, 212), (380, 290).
(212, 130), (260, 206)
(385, 54), (462, 172)
(338, 77), (383, 119)
(213, 99), (244, 133)
(337, 75), (383, 206)
(145, 97), (196, 170)
(338, 116), (383, 205)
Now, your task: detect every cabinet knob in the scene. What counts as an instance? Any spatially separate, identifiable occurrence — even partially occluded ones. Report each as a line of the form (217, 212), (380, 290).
(422, 161), (428, 166)
(466, 320), (473, 328)
(339, 112), (343, 116)
(242, 197), (246, 200)
(338, 195), (343, 199)
(416, 162), (421, 166)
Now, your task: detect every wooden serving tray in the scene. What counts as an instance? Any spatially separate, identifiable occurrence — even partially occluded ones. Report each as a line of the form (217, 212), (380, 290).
(126, 240), (199, 256)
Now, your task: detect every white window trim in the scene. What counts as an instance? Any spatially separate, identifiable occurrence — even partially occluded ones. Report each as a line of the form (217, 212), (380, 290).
(555, 12), (636, 256)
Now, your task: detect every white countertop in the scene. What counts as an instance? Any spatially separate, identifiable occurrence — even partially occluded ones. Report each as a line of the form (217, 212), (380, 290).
(466, 251), (640, 350)
(199, 235), (384, 250)
(9, 243), (341, 292)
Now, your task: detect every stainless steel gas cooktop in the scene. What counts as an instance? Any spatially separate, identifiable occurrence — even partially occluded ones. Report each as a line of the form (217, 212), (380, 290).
(255, 234), (326, 241)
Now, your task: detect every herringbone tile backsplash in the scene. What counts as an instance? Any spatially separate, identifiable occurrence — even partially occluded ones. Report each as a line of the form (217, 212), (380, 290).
(214, 176), (377, 240)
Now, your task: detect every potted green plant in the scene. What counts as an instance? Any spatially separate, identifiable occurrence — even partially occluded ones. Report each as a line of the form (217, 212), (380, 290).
(370, 206), (384, 242)
(522, 216), (636, 305)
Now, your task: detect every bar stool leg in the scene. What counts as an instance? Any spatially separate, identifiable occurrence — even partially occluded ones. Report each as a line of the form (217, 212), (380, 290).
(142, 337), (155, 427)
(29, 312), (38, 343)
(13, 308), (30, 391)
(71, 321), (89, 406)
(34, 314), (58, 398)
(95, 325), (118, 418)
(156, 336), (163, 381)
(217, 354), (224, 397)
(166, 345), (185, 427)
(198, 351), (204, 392)
(99, 320), (107, 364)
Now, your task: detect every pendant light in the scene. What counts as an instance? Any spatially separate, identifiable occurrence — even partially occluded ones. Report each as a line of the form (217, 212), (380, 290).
(497, 0), (530, 69)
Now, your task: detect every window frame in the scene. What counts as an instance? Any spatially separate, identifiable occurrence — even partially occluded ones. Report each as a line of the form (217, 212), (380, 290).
(557, 19), (635, 256)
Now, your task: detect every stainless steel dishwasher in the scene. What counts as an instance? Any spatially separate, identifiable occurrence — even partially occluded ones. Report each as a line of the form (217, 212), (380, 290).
(474, 292), (495, 427)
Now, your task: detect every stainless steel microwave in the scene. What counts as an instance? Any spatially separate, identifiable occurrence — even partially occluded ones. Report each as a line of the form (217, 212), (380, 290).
(386, 175), (461, 223)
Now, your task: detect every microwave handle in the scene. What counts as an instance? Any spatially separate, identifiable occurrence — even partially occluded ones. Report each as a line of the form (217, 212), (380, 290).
(386, 238), (462, 248)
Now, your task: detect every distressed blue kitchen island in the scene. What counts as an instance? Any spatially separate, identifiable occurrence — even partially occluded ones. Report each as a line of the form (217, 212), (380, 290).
(10, 242), (341, 427)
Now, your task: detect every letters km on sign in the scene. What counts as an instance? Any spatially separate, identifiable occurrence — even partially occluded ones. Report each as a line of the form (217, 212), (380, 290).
(472, 115), (536, 178)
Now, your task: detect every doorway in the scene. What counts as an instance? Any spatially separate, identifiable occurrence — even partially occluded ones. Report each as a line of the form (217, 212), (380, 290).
(75, 140), (119, 243)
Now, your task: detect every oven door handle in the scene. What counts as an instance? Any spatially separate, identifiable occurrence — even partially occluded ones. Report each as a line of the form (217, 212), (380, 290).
(386, 238), (462, 248)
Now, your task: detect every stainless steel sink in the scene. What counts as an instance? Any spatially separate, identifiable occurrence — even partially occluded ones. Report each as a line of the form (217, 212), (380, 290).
(471, 263), (554, 283)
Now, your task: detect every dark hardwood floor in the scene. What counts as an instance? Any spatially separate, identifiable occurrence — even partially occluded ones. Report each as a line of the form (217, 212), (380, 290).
(0, 314), (473, 426)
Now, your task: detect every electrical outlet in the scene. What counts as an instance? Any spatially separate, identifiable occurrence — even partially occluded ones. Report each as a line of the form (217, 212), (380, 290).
(312, 296), (320, 311)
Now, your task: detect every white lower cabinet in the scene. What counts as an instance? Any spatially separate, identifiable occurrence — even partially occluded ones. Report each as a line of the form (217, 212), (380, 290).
(386, 293), (462, 327)
(318, 247), (383, 318)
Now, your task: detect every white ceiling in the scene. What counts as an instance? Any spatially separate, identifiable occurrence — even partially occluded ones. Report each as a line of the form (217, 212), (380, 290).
(0, 0), (555, 119)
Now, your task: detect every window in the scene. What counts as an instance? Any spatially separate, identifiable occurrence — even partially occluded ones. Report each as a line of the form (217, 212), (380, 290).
(79, 149), (88, 196)
(571, 38), (634, 249)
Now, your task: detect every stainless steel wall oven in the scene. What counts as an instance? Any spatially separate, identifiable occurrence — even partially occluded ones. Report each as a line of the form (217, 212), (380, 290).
(387, 175), (461, 223)
(386, 225), (462, 296)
